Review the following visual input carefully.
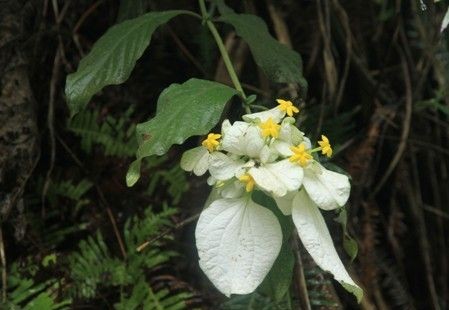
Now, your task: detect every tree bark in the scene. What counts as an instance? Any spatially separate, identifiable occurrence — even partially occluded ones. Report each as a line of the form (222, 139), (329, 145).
(0, 0), (39, 237)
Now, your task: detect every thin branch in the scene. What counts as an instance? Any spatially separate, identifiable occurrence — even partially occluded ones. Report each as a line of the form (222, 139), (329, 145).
(137, 213), (200, 252)
(96, 187), (128, 260)
(73, 0), (104, 34)
(56, 133), (127, 260)
(199, 0), (248, 104)
(371, 45), (412, 197)
(293, 233), (311, 310)
(41, 47), (62, 217)
(332, 0), (352, 111)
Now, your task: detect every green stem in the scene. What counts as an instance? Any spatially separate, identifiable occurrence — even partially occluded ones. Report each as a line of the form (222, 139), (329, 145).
(198, 0), (250, 112)
(181, 10), (203, 20)
(251, 104), (269, 111)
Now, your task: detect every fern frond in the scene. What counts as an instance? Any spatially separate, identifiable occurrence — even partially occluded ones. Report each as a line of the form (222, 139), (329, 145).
(145, 161), (188, 205)
(68, 106), (137, 157)
(49, 179), (93, 202)
(68, 232), (122, 298)
(115, 278), (191, 310)
(36, 176), (93, 212)
(68, 205), (192, 308)
(1, 264), (71, 310)
(124, 204), (177, 250)
(220, 291), (296, 310)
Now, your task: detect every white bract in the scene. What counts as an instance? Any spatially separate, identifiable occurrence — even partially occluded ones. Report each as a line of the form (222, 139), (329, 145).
(180, 99), (363, 302)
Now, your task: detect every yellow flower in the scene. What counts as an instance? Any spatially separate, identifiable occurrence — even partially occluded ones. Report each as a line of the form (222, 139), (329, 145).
(318, 135), (332, 157)
(259, 117), (280, 138)
(239, 173), (255, 192)
(289, 143), (313, 167)
(276, 99), (299, 117)
(202, 133), (221, 152)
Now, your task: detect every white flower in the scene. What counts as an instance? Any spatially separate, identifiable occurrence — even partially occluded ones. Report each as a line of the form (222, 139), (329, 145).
(195, 196), (282, 297)
(180, 146), (210, 176)
(248, 159), (303, 197)
(179, 98), (362, 301)
(208, 152), (252, 181)
(208, 151), (303, 197)
(221, 120), (267, 159)
(270, 165), (361, 301)
(302, 162), (351, 210)
(272, 117), (309, 157)
(273, 163), (350, 214)
(215, 119), (304, 196)
(291, 189), (362, 302)
(242, 99), (300, 123)
(242, 106), (285, 123)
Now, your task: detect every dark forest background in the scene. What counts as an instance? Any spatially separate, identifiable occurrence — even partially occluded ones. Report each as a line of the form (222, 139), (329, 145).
(1, 0), (448, 309)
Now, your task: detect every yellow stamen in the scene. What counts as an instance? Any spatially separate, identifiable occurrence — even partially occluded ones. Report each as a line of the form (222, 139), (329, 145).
(202, 133), (221, 152)
(289, 143), (313, 167)
(239, 173), (255, 192)
(276, 99), (299, 117)
(259, 117), (280, 138)
(318, 135), (332, 157)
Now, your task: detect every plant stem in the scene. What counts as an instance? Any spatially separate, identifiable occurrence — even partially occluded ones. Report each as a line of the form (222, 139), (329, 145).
(198, 0), (250, 112)
(293, 233), (311, 310)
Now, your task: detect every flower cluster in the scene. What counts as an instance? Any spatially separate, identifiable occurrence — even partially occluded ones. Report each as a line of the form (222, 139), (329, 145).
(181, 99), (362, 300)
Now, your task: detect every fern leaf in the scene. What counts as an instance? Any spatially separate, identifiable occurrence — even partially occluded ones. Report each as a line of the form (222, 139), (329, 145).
(1, 264), (71, 309)
(115, 278), (191, 310)
(68, 107), (137, 157)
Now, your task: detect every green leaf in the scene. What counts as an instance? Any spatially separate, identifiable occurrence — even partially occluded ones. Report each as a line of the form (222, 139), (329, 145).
(341, 282), (363, 304)
(334, 208), (358, 262)
(252, 191), (293, 237)
(65, 10), (189, 116)
(41, 254), (57, 267)
(259, 241), (295, 302)
(219, 13), (307, 90)
(126, 159), (142, 187)
(343, 236), (358, 262)
(127, 78), (237, 186)
(210, 0), (235, 15)
(253, 191), (295, 301)
(245, 94), (257, 105)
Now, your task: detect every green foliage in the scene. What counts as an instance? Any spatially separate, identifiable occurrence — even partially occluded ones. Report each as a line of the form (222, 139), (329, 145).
(115, 278), (191, 310)
(146, 162), (188, 205)
(220, 292), (296, 310)
(68, 232), (122, 298)
(219, 13), (307, 89)
(42, 178), (93, 214)
(65, 10), (189, 116)
(334, 207), (359, 262)
(49, 179), (93, 201)
(259, 242), (295, 302)
(30, 177), (91, 248)
(415, 90), (449, 117)
(252, 191), (295, 302)
(68, 106), (137, 157)
(68, 205), (191, 308)
(1, 264), (71, 309)
(127, 78), (238, 186)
